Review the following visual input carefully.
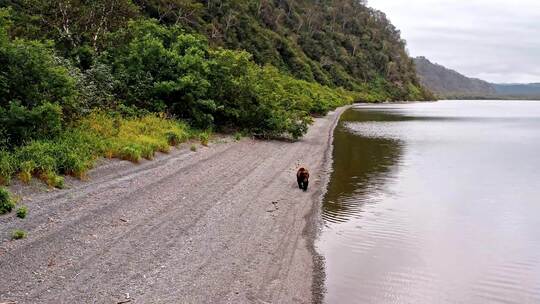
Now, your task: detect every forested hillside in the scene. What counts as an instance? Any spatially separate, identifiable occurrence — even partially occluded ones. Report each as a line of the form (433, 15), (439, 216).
(138, 0), (433, 101)
(2, 0), (432, 102)
(0, 0), (431, 194)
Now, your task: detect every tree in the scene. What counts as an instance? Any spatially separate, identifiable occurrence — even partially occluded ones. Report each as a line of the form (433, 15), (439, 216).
(15, 0), (139, 52)
(104, 20), (215, 127)
(0, 13), (76, 111)
(135, 0), (203, 26)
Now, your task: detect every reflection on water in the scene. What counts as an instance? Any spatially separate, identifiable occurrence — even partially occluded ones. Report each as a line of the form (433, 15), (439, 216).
(323, 109), (404, 224)
(318, 100), (540, 304)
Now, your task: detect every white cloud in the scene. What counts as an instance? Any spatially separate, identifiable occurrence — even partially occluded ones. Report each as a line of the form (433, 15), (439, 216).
(368, 0), (540, 83)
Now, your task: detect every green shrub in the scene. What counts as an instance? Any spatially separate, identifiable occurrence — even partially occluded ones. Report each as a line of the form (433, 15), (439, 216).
(166, 131), (181, 146)
(105, 20), (216, 128)
(53, 175), (65, 188)
(118, 144), (142, 163)
(13, 129), (101, 183)
(18, 160), (35, 183)
(0, 187), (15, 214)
(12, 136), (95, 184)
(199, 131), (211, 147)
(190, 144), (197, 152)
(234, 132), (242, 141)
(0, 32), (77, 112)
(140, 144), (155, 160)
(55, 129), (102, 178)
(0, 102), (63, 148)
(16, 141), (58, 174)
(16, 206), (27, 218)
(11, 229), (26, 240)
(0, 150), (15, 185)
(40, 171), (64, 189)
(56, 148), (93, 179)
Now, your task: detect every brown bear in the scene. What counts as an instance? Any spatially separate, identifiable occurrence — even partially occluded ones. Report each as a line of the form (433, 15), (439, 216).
(297, 167), (310, 191)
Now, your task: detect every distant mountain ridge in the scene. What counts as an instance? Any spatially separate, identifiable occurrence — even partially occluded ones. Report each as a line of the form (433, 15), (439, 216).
(492, 83), (540, 98)
(414, 56), (540, 100)
(414, 56), (495, 98)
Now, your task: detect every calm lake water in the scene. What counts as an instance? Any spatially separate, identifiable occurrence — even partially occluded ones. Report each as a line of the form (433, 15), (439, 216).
(317, 100), (540, 303)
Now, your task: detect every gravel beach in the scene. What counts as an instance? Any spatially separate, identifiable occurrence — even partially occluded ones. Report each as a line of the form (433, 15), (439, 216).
(0, 107), (347, 304)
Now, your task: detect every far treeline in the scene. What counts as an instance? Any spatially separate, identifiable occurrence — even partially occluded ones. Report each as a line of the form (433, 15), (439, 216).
(0, 0), (433, 191)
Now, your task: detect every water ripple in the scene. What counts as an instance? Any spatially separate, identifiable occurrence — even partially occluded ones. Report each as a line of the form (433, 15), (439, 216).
(319, 101), (540, 304)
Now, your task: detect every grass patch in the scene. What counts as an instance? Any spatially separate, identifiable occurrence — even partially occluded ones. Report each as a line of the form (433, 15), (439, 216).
(16, 206), (28, 218)
(166, 131), (183, 146)
(0, 112), (200, 187)
(0, 187), (16, 214)
(40, 171), (65, 189)
(18, 160), (35, 184)
(234, 132), (242, 141)
(0, 151), (16, 186)
(118, 144), (142, 163)
(11, 229), (26, 240)
(190, 144), (197, 152)
(199, 131), (211, 147)
(84, 113), (191, 161)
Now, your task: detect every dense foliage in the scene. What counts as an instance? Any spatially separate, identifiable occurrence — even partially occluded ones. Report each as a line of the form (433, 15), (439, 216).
(1, 7), (352, 141)
(0, 1), (432, 189)
(135, 0), (433, 101)
(3, 0), (432, 101)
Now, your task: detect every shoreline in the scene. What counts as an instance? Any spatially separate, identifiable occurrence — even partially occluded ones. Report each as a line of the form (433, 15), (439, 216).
(0, 106), (349, 303)
(304, 106), (349, 304)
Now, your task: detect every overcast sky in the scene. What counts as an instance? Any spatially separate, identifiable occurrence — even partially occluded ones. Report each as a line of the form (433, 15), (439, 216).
(368, 0), (540, 83)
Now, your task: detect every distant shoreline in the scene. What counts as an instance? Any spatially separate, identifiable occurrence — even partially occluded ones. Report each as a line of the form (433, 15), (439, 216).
(438, 96), (540, 101)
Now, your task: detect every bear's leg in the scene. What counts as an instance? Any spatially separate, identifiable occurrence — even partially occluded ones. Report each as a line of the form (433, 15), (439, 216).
(297, 177), (303, 189)
(303, 180), (309, 191)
